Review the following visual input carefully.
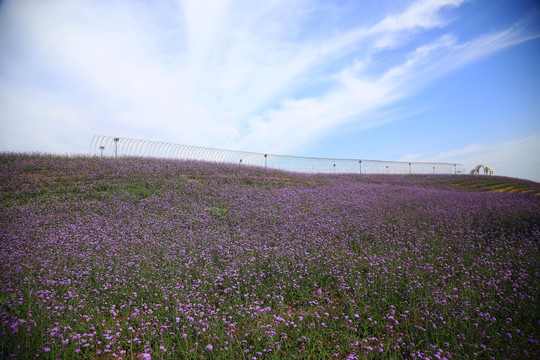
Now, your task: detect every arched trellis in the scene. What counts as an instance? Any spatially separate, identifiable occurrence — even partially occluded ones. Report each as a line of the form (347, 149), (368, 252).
(470, 164), (494, 175)
(89, 135), (464, 175)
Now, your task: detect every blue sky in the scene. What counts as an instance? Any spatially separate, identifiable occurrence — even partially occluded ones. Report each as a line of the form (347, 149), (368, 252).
(1, 0), (539, 181)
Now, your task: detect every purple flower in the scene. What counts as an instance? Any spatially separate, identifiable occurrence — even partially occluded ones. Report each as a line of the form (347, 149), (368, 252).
(3, 154), (539, 359)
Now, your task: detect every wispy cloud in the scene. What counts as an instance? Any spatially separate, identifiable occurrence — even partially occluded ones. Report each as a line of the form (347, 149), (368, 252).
(398, 153), (425, 162)
(426, 135), (540, 181)
(427, 143), (485, 161)
(368, 0), (466, 49)
(237, 19), (538, 153)
(0, 0), (538, 157)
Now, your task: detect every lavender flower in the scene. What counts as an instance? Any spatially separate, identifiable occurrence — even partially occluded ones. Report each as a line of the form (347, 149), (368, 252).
(1, 153), (538, 359)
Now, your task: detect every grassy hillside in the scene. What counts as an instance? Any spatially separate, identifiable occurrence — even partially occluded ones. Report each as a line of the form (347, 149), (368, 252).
(1, 153), (539, 359)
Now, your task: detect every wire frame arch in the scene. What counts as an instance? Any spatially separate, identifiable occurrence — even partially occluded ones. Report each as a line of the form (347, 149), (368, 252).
(90, 135), (465, 175)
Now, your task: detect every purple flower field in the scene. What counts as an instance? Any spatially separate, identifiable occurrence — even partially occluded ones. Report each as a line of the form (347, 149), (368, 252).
(1, 153), (539, 359)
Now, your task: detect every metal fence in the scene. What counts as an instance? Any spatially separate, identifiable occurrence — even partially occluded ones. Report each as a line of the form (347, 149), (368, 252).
(90, 135), (465, 175)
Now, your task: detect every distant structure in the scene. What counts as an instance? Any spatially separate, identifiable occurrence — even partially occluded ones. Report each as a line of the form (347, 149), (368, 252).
(90, 135), (465, 175)
(470, 164), (494, 175)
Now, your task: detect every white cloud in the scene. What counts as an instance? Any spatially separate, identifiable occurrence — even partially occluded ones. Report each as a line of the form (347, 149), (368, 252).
(427, 143), (485, 161)
(0, 85), (94, 153)
(0, 0), (538, 162)
(369, 0), (466, 49)
(398, 153), (426, 162)
(235, 22), (537, 153)
(373, 0), (465, 33)
(426, 135), (540, 182)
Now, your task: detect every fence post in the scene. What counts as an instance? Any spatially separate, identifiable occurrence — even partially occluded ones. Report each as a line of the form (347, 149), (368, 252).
(114, 138), (119, 158)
